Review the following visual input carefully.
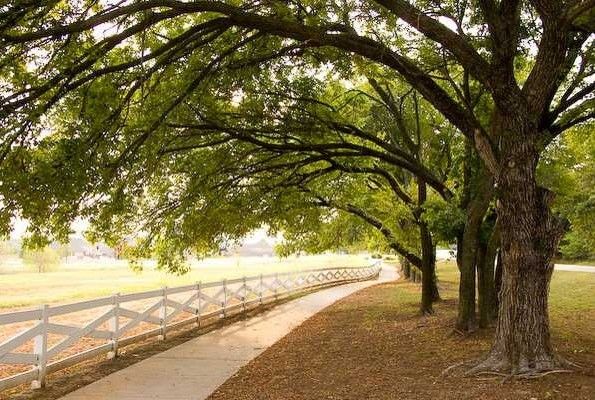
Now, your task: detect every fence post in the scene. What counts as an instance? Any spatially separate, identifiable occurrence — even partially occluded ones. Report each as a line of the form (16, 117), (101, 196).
(274, 273), (279, 300)
(259, 274), (263, 304)
(221, 279), (227, 318)
(242, 276), (246, 312)
(159, 286), (167, 340)
(196, 281), (201, 327)
(31, 304), (48, 389)
(107, 293), (120, 359)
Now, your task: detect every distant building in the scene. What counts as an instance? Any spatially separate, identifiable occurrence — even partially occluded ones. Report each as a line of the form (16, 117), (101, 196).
(222, 238), (275, 257)
(66, 237), (115, 258)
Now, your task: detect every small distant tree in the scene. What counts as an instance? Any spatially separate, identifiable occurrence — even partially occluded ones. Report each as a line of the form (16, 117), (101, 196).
(0, 240), (17, 256)
(22, 247), (61, 273)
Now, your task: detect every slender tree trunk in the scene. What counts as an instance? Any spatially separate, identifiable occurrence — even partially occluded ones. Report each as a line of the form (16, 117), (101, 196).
(431, 246), (440, 303)
(478, 221), (499, 328)
(477, 229), (498, 328)
(456, 176), (492, 331)
(418, 178), (439, 314)
(456, 236), (477, 331)
(399, 256), (411, 280)
(420, 220), (438, 314)
(476, 242), (487, 326)
(472, 121), (567, 374)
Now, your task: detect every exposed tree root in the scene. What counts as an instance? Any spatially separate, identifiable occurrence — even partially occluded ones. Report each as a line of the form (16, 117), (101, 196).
(420, 308), (435, 316)
(463, 353), (509, 376)
(462, 351), (580, 381)
(440, 351), (581, 382)
(557, 357), (583, 369)
(440, 360), (474, 377)
(516, 370), (573, 379)
(450, 326), (478, 337)
(475, 371), (508, 377)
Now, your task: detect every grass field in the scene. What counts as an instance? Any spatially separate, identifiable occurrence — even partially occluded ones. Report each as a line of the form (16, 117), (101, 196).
(434, 260), (595, 339)
(0, 254), (371, 311)
(437, 260), (595, 341)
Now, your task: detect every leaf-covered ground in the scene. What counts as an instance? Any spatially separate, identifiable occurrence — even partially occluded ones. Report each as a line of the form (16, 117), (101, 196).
(209, 262), (594, 400)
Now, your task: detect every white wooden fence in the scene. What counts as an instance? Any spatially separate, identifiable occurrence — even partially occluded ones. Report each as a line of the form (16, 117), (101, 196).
(0, 263), (381, 392)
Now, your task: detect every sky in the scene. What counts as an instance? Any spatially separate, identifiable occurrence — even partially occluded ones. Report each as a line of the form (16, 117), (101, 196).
(10, 217), (278, 245)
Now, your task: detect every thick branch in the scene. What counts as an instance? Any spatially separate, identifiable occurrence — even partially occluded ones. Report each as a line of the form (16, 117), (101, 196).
(316, 197), (422, 268)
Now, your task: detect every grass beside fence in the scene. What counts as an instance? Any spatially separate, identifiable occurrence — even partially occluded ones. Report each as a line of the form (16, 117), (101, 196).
(0, 254), (369, 310)
(435, 260), (595, 343)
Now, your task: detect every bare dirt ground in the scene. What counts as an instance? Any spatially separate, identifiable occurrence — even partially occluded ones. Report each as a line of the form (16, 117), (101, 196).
(209, 278), (594, 400)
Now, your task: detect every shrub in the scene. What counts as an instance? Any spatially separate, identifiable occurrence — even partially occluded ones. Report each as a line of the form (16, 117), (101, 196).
(559, 231), (594, 261)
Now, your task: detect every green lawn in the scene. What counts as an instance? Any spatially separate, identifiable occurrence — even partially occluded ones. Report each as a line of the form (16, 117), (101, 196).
(433, 260), (595, 345)
(554, 258), (595, 266)
(0, 254), (370, 311)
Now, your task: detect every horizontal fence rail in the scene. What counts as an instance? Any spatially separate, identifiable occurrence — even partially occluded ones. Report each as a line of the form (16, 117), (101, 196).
(0, 263), (381, 392)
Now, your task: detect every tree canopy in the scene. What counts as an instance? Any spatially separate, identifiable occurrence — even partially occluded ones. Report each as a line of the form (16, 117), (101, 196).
(1, 0), (594, 376)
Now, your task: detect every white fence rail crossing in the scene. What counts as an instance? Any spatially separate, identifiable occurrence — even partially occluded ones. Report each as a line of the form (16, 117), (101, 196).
(0, 263), (381, 392)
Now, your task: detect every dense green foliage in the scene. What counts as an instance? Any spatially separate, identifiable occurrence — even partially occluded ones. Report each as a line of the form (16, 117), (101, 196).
(540, 126), (595, 260)
(0, 1), (591, 268)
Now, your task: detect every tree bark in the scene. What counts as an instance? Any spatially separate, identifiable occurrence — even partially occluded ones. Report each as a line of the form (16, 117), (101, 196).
(456, 232), (477, 332)
(431, 246), (440, 303)
(471, 119), (568, 374)
(456, 168), (493, 332)
(478, 222), (498, 328)
(400, 256), (411, 280)
(418, 178), (439, 314)
(494, 249), (503, 305)
(420, 220), (438, 314)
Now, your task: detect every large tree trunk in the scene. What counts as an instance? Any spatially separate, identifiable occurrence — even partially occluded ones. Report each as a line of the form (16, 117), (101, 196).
(472, 122), (567, 374)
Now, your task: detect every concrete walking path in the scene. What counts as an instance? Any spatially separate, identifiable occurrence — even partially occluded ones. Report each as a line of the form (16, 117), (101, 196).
(60, 265), (398, 400)
(555, 264), (595, 273)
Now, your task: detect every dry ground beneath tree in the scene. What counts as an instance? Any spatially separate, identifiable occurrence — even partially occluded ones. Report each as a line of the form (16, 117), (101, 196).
(209, 262), (595, 400)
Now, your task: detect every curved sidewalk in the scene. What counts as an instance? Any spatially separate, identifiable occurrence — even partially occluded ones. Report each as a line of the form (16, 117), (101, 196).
(60, 265), (397, 400)
(555, 264), (595, 273)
